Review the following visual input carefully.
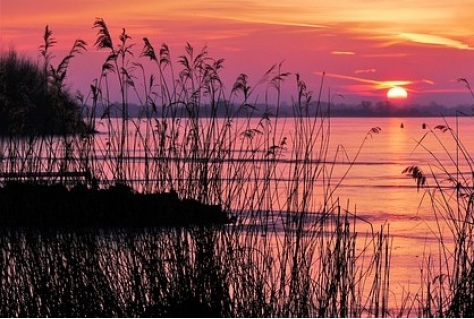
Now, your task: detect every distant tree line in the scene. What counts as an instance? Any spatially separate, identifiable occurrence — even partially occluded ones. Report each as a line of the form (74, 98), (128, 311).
(90, 99), (474, 119)
(328, 100), (474, 117)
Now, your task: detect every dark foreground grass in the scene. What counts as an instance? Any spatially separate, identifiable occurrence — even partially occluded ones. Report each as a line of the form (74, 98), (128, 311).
(0, 216), (390, 317)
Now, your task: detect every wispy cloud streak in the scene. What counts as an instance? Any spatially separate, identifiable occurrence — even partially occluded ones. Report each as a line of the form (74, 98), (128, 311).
(399, 33), (474, 50)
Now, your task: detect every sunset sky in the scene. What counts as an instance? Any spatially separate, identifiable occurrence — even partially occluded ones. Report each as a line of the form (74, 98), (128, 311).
(2, 0), (474, 107)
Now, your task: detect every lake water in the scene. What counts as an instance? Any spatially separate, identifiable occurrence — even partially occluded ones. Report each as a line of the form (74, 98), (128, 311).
(318, 116), (474, 291)
(1, 115), (473, 315)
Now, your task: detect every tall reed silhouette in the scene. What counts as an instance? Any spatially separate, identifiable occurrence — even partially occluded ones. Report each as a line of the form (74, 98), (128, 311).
(0, 19), (396, 317)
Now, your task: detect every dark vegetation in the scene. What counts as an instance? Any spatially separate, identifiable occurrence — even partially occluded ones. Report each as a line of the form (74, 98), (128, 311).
(0, 46), (86, 135)
(0, 18), (472, 317)
(0, 181), (229, 227)
(0, 20), (393, 317)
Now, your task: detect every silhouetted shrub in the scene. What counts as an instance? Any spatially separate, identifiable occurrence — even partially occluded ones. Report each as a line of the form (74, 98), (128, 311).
(0, 51), (84, 135)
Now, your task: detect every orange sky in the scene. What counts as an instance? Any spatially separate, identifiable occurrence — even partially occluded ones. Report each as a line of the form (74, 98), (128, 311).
(2, 0), (474, 106)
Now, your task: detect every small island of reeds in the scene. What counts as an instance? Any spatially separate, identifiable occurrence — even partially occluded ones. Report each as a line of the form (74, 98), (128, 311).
(0, 180), (230, 228)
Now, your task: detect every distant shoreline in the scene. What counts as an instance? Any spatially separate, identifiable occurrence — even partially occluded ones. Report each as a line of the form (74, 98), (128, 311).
(91, 102), (473, 119)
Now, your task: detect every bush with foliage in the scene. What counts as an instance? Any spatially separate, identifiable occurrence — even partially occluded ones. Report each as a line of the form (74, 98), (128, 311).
(0, 26), (86, 135)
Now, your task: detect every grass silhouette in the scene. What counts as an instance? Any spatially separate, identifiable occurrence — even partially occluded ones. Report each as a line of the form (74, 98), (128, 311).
(401, 113), (474, 317)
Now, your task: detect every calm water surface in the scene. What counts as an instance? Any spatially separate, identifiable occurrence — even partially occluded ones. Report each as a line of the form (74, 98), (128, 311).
(325, 117), (474, 288)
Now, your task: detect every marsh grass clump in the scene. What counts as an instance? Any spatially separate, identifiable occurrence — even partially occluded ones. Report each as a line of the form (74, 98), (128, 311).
(0, 19), (396, 317)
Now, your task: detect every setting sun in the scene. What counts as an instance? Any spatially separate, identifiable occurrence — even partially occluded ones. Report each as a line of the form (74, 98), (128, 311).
(387, 87), (408, 100)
